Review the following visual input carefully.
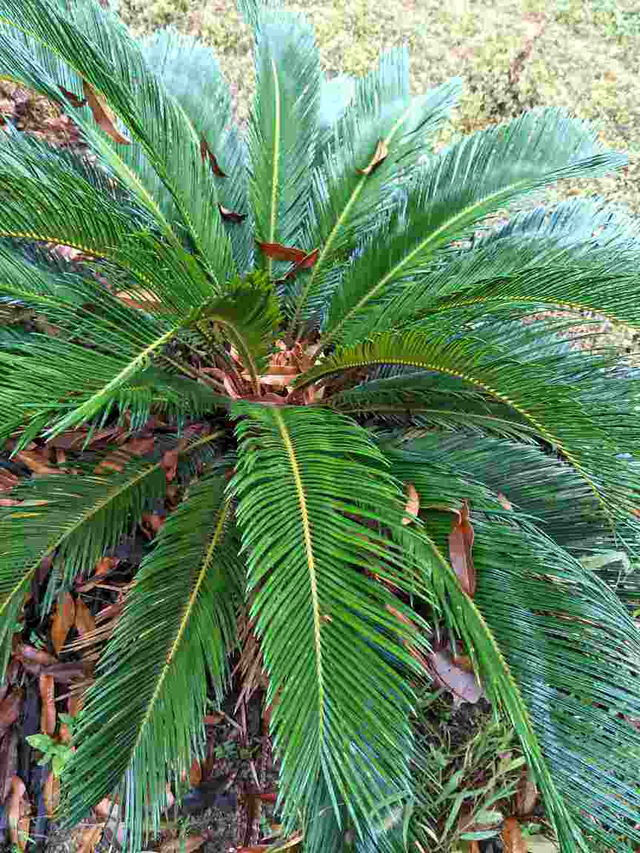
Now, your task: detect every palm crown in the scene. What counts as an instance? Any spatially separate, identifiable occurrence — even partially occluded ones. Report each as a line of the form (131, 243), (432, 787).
(1, 0), (640, 850)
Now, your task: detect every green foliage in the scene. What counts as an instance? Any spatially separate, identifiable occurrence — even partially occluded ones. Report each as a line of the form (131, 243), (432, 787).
(0, 1), (639, 851)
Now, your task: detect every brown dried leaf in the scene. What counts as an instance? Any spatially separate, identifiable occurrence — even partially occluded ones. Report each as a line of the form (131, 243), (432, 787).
(39, 674), (56, 736)
(402, 482), (420, 525)
(0, 690), (23, 735)
(257, 242), (307, 264)
(76, 824), (103, 853)
(59, 85), (87, 108)
(160, 837), (205, 853)
(51, 592), (76, 655)
(17, 644), (56, 666)
(357, 138), (388, 175)
(44, 771), (60, 817)
(189, 759), (202, 788)
(448, 499), (475, 597)
(141, 512), (165, 539)
(8, 775), (30, 852)
(502, 816), (527, 853)
(74, 598), (96, 638)
(14, 449), (59, 476)
(429, 649), (482, 705)
(83, 81), (130, 145)
(515, 766), (538, 816)
(497, 492), (513, 511)
(200, 135), (226, 176)
(219, 204), (247, 224)
(0, 730), (18, 800)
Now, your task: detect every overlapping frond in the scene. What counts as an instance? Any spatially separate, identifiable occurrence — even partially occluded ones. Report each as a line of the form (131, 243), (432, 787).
(289, 53), (461, 329)
(357, 197), (640, 338)
(0, 0), (235, 280)
(247, 3), (321, 280)
(297, 325), (640, 518)
(232, 404), (432, 851)
(385, 438), (640, 850)
(61, 474), (242, 848)
(140, 28), (252, 273)
(321, 109), (627, 346)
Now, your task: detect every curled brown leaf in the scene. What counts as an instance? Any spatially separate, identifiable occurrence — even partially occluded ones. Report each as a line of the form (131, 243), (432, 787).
(402, 483), (420, 525)
(501, 816), (527, 853)
(44, 771), (60, 817)
(83, 81), (130, 145)
(51, 592), (76, 655)
(0, 690), (23, 735)
(357, 138), (388, 175)
(448, 499), (475, 597)
(200, 136), (225, 176)
(428, 649), (483, 705)
(39, 674), (56, 736)
(257, 242), (307, 264)
(219, 205), (247, 223)
(8, 775), (30, 852)
(58, 85), (87, 108)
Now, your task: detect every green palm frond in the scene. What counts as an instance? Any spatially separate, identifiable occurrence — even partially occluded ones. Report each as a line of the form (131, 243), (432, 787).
(248, 4), (321, 280)
(382, 439), (640, 851)
(61, 474), (242, 849)
(296, 325), (640, 518)
(289, 53), (461, 330)
(0, 432), (214, 671)
(139, 28), (252, 273)
(358, 197), (640, 339)
(0, 0), (235, 280)
(320, 109), (627, 346)
(232, 404), (432, 850)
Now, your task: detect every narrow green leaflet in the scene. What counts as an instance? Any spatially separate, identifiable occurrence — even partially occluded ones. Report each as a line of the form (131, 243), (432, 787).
(232, 405), (429, 851)
(61, 475), (242, 849)
(321, 108), (627, 346)
(248, 4), (320, 280)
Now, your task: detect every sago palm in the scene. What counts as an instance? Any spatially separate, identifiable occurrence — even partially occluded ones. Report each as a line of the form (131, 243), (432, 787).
(1, 0), (640, 850)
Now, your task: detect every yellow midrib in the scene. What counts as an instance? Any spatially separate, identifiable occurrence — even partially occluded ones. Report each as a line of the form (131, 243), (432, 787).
(273, 409), (325, 737)
(131, 497), (231, 758)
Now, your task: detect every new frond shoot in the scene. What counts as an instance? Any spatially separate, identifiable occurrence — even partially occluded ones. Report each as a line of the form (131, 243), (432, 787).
(0, 0), (639, 851)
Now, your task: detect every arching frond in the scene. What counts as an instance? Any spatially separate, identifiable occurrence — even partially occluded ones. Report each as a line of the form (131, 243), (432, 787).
(61, 474), (242, 848)
(232, 404), (432, 851)
(356, 197), (640, 339)
(289, 53), (461, 330)
(140, 28), (252, 273)
(320, 109), (627, 346)
(248, 4), (321, 280)
(0, 0), (235, 280)
(297, 326), (640, 518)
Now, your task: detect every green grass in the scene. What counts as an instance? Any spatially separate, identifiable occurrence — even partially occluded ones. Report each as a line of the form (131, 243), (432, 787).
(116, 0), (640, 214)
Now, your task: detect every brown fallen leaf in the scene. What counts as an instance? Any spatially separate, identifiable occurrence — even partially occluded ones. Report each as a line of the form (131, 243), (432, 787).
(16, 644), (57, 666)
(51, 592), (76, 655)
(44, 771), (60, 817)
(357, 138), (388, 175)
(74, 598), (96, 638)
(449, 499), (475, 597)
(39, 674), (56, 736)
(257, 242), (307, 264)
(429, 649), (483, 705)
(159, 836), (205, 853)
(58, 85), (87, 108)
(200, 135), (226, 176)
(515, 766), (538, 816)
(402, 482), (420, 525)
(502, 816), (527, 853)
(0, 730), (18, 800)
(8, 775), (30, 852)
(275, 248), (320, 283)
(189, 759), (202, 788)
(0, 689), (23, 735)
(83, 81), (130, 145)
(14, 449), (59, 476)
(219, 204), (247, 223)
(76, 824), (103, 853)
(497, 492), (513, 511)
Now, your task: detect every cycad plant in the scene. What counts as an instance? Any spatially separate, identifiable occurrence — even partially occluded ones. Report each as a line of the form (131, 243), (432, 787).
(1, 0), (640, 850)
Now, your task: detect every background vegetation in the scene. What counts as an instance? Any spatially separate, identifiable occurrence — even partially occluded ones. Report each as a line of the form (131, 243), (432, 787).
(117, 0), (640, 214)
